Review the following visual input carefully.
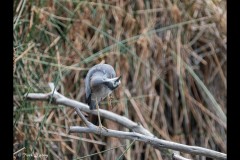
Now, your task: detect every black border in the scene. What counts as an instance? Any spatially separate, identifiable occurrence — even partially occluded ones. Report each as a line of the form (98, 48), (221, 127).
(227, 0), (240, 159)
(0, 1), (13, 159)
(4, 0), (236, 159)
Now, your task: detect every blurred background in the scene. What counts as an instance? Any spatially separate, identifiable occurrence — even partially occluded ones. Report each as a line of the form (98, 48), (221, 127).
(13, 0), (226, 159)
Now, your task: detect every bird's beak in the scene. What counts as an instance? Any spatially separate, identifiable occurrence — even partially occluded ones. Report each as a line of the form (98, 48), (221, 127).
(110, 76), (121, 84)
(117, 75), (122, 81)
(106, 76), (122, 82)
(117, 75), (121, 84)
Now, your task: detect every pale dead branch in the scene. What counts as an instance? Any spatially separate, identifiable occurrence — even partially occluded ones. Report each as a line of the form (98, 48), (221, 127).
(24, 83), (226, 160)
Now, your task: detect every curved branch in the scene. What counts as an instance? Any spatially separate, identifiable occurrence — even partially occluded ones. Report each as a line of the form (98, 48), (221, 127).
(24, 83), (153, 136)
(24, 83), (226, 160)
(69, 126), (226, 160)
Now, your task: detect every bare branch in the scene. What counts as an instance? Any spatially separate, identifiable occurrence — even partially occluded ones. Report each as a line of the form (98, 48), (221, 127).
(172, 152), (192, 160)
(24, 83), (153, 136)
(69, 126), (226, 160)
(24, 83), (227, 160)
(74, 107), (93, 128)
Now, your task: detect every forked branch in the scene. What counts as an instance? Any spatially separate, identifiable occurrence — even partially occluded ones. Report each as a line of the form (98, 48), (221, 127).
(24, 83), (226, 160)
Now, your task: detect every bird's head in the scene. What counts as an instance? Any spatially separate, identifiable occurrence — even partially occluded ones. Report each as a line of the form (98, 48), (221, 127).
(104, 75), (121, 90)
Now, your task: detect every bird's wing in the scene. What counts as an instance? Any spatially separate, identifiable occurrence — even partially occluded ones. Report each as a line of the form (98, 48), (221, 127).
(95, 64), (116, 78)
(85, 63), (116, 100)
(90, 72), (106, 88)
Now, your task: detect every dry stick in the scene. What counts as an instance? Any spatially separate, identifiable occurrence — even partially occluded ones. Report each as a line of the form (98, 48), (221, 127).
(124, 89), (149, 129)
(43, 130), (106, 145)
(210, 43), (226, 89)
(185, 93), (226, 129)
(24, 83), (226, 160)
(14, 42), (35, 63)
(75, 105), (111, 160)
(172, 152), (192, 160)
(25, 84), (153, 137)
(69, 126), (225, 160)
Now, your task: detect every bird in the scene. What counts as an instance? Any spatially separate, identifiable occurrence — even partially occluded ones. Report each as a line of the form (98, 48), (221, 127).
(85, 63), (121, 130)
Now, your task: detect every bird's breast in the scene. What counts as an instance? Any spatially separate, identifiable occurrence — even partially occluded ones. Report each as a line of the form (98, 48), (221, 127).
(90, 84), (112, 101)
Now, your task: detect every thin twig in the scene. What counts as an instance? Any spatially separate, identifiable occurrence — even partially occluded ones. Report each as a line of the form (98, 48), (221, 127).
(74, 107), (93, 128)
(172, 152), (192, 160)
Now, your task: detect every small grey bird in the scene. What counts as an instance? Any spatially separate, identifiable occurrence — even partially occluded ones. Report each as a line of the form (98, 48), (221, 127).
(85, 63), (121, 128)
(85, 63), (121, 109)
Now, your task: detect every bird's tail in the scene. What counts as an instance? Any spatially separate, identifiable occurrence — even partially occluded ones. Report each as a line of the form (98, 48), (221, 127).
(86, 93), (99, 124)
(89, 100), (96, 110)
(88, 101), (100, 125)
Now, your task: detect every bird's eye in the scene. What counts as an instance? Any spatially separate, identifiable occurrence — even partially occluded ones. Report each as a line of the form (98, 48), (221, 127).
(114, 80), (119, 86)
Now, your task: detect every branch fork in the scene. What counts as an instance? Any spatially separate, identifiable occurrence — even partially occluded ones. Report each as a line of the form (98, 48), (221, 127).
(24, 83), (226, 160)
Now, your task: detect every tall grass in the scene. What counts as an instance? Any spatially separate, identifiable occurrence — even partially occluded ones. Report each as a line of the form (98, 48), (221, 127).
(14, 0), (226, 159)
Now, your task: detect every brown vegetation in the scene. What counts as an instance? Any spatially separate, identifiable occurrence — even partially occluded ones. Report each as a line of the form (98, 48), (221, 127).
(14, 0), (226, 159)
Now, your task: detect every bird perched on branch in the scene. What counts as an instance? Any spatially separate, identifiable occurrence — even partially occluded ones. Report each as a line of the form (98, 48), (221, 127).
(85, 63), (121, 130)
